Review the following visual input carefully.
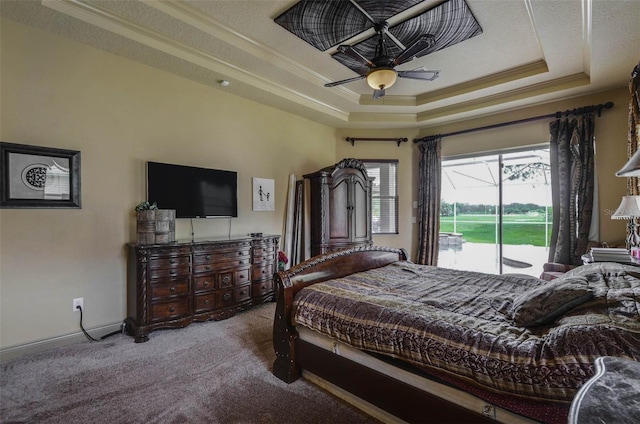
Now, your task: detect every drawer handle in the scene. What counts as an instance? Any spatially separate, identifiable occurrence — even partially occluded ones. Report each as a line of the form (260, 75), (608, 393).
(203, 280), (209, 287)
(170, 270), (176, 276)
(169, 307), (176, 313)
(223, 293), (231, 301)
(222, 276), (230, 284)
(240, 290), (246, 295)
(170, 259), (176, 264)
(170, 286), (176, 292)
(204, 299), (210, 305)
(205, 265), (211, 270)
(205, 255), (211, 260)
(262, 270), (266, 274)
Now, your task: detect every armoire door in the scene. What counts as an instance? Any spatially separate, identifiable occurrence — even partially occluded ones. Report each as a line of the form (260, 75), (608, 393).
(328, 177), (351, 243)
(351, 176), (371, 243)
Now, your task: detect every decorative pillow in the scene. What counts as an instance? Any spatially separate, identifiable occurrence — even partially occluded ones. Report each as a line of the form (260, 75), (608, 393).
(509, 277), (593, 327)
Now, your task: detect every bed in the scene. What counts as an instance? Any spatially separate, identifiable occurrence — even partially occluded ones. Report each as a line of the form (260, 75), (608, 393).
(272, 246), (640, 423)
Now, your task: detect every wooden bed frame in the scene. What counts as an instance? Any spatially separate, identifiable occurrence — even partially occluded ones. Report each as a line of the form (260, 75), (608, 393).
(272, 246), (509, 423)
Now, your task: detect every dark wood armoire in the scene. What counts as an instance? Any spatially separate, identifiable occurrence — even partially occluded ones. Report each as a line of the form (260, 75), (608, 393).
(304, 158), (373, 256)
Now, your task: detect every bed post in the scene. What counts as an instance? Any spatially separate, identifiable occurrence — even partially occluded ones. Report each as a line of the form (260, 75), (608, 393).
(272, 270), (300, 382)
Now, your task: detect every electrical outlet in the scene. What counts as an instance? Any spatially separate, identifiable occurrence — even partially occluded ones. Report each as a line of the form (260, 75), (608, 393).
(73, 298), (84, 312)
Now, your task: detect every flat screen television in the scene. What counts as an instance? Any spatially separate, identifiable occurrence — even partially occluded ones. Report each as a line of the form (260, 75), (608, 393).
(147, 161), (238, 218)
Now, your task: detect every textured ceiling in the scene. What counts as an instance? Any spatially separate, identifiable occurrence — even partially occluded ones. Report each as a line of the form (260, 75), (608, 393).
(276, 0), (482, 79)
(1, 0), (639, 129)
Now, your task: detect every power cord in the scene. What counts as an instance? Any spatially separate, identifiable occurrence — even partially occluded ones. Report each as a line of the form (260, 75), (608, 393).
(76, 305), (123, 342)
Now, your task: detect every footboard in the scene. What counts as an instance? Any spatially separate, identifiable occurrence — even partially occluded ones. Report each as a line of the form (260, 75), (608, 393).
(272, 245), (408, 383)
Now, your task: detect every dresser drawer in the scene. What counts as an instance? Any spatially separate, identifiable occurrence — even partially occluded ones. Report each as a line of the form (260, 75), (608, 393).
(150, 298), (190, 322)
(236, 268), (250, 286)
(193, 268), (251, 291)
(149, 278), (190, 300)
(252, 244), (276, 258)
(193, 248), (250, 265)
(252, 255), (274, 266)
(218, 289), (234, 308)
(193, 292), (216, 313)
(149, 265), (191, 280)
(193, 258), (250, 274)
(193, 275), (215, 292)
(234, 285), (251, 302)
(252, 279), (273, 297)
(252, 263), (274, 281)
(149, 255), (191, 269)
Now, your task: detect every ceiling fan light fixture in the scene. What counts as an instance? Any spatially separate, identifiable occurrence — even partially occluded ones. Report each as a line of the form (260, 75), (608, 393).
(367, 68), (397, 90)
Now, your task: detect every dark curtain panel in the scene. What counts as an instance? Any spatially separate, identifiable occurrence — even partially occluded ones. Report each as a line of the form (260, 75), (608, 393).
(416, 136), (442, 265)
(548, 113), (596, 265)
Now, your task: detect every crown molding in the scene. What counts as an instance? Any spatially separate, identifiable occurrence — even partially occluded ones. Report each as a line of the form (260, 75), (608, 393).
(417, 73), (590, 121)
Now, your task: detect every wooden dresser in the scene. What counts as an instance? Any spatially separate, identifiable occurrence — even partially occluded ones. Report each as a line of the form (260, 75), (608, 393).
(126, 235), (279, 342)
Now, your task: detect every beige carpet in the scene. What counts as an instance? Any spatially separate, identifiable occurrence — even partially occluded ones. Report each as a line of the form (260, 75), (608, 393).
(0, 303), (378, 423)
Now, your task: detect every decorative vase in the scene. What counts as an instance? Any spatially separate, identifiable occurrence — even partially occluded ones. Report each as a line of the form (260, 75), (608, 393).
(136, 209), (175, 244)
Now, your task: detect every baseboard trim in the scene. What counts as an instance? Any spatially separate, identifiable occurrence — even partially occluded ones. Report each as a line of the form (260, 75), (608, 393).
(0, 322), (124, 362)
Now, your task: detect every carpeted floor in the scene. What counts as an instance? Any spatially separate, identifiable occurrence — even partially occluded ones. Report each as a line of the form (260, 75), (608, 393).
(0, 303), (379, 423)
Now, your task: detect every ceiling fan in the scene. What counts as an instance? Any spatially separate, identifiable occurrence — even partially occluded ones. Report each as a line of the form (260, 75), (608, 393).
(325, 21), (440, 99)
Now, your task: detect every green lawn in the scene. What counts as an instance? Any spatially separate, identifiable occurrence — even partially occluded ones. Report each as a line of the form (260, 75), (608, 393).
(440, 214), (552, 246)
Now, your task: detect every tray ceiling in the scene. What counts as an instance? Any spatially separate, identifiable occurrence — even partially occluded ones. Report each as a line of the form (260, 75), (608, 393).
(276, 0), (482, 78)
(1, 0), (639, 129)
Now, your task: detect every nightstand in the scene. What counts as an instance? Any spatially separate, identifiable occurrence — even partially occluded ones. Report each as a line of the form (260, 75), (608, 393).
(581, 253), (640, 266)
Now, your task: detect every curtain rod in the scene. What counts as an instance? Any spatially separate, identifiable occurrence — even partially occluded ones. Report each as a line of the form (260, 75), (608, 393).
(413, 101), (614, 143)
(346, 137), (408, 146)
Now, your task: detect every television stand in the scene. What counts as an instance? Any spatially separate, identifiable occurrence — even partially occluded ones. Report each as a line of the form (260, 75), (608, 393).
(126, 234), (279, 342)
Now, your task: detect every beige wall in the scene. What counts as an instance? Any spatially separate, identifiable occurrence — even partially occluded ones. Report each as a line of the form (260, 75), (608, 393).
(0, 17), (632, 355)
(0, 19), (336, 352)
(335, 128), (421, 255)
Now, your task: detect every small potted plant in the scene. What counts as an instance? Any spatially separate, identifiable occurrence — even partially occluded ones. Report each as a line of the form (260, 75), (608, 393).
(135, 201), (158, 212)
(135, 201), (175, 244)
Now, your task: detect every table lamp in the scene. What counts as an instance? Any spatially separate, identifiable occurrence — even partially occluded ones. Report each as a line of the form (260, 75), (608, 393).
(611, 195), (640, 250)
(616, 149), (640, 176)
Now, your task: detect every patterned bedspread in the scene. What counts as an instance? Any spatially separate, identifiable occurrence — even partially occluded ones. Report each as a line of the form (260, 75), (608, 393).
(292, 261), (640, 402)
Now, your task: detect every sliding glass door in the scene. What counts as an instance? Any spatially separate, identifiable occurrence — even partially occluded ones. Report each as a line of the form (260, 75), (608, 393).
(438, 148), (551, 276)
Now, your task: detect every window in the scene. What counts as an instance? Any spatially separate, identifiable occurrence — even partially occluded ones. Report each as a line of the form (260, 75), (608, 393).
(363, 160), (398, 234)
(439, 148), (551, 276)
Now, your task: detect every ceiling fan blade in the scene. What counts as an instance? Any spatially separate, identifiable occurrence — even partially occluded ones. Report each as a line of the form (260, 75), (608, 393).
(392, 34), (436, 66)
(337, 45), (374, 68)
(372, 88), (385, 100)
(397, 68), (440, 81)
(324, 75), (366, 88)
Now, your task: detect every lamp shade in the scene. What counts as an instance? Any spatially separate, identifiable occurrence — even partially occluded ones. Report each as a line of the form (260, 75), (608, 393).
(616, 149), (640, 177)
(367, 68), (397, 89)
(611, 195), (640, 219)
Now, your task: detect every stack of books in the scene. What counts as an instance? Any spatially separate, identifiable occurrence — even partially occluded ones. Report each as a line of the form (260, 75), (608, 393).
(589, 247), (634, 263)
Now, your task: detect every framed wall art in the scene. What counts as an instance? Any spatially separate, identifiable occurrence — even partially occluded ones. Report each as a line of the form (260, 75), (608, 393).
(252, 177), (275, 211)
(0, 142), (81, 208)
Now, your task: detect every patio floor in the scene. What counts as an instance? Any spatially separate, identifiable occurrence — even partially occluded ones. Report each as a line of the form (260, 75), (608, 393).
(438, 241), (550, 277)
